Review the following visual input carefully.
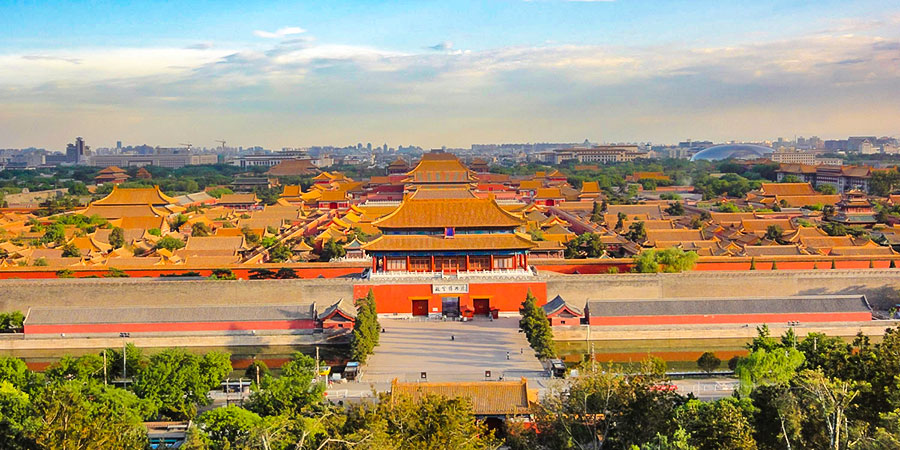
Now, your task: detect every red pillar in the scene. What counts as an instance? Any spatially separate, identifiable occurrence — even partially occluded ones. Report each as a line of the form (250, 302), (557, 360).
(465, 255), (470, 272)
(406, 255), (411, 272)
(489, 254), (494, 271)
(431, 255), (435, 272)
(372, 256), (377, 272)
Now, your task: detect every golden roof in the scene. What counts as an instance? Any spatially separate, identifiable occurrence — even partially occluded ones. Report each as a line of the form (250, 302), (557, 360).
(92, 185), (176, 206)
(759, 183), (817, 197)
(391, 378), (532, 416)
(405, 153), (474, 183)
(362, 233), (535, 251)
(373, 198), (525, 229)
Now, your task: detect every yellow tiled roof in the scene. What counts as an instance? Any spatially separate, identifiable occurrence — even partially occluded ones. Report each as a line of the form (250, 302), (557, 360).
(362, 233), (535, 251)
(759, 183), (816, 197)
(373, 198), (525, 229)
(92, 186), (176, 206)
(391, 378), (531, 416)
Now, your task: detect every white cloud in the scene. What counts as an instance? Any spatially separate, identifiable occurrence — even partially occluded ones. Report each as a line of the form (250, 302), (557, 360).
(253, 27), (306, 39)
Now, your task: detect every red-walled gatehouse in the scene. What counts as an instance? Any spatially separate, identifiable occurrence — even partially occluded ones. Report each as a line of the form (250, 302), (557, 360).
(355, 280), (547, 318)
(542, 295), (584, 326)
(584, 295), (873, 327)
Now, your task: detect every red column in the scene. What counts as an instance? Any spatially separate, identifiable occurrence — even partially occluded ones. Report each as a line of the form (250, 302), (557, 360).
(372, 256), (377, 272)
(465, 255), (470, 272)
(524, 253), (528, 268)
(489, 255), (494, 271)
(431, 255), (435, 272)
(406, 255), (411, 272)
(382, 256), (388, 272)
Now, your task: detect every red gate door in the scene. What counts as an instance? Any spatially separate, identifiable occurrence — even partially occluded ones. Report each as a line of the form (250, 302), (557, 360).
(473, 298), (490, 316)
(412, 299), (428, 316)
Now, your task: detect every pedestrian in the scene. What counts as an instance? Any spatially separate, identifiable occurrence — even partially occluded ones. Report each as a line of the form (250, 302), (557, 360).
(506, 351), (510, 360)
(520, 347), (523, 354)
(451, 335), (455, 341)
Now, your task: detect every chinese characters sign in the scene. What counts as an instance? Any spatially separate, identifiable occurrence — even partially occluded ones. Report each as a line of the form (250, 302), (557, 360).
(432, 284), (469, 294)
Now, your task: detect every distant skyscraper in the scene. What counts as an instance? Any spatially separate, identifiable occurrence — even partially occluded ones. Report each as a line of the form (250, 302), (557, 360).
(116, 141), (122, 151)
(66, 137), (89, 164)
(367, 143), (372, 152)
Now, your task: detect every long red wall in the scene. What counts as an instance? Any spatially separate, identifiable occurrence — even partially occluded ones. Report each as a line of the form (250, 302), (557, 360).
(24, 319), (317, 335)
(587, 312), (872, 326)
(354, 281), (547, 314)
(0, 266), (364, 280)
(535, 258), (898, 274)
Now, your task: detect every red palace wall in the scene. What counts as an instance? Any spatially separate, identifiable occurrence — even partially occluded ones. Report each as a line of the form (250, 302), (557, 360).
(24, 319), (317, 335)
(354, 281), (547, 315)
(586, 312), (872, 326)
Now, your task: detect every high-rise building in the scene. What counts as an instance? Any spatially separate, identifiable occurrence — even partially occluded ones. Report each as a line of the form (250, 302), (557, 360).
(65, 137), (89, 164)
(116, 141), (122, 151)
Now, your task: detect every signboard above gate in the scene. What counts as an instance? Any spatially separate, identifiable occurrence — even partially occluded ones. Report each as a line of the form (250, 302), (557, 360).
(432, 284), (469, 294)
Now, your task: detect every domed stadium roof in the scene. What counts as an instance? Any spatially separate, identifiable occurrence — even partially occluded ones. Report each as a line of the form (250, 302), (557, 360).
(690, 144), (774, 161)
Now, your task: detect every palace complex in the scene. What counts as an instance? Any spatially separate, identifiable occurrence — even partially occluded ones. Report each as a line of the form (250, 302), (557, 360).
(0, 151), (898, 323)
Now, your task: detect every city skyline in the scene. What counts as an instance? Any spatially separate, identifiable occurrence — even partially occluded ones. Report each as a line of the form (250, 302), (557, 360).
(1, 0), (899, 149)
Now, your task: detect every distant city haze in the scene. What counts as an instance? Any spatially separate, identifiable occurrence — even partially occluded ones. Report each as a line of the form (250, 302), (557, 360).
(1, 0), (899, 149)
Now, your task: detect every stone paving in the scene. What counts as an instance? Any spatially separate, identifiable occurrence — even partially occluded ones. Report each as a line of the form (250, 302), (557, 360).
(359, 317), (546, 383)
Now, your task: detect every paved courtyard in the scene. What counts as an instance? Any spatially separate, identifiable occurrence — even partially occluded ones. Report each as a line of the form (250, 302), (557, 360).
(360, 317), (546, 382)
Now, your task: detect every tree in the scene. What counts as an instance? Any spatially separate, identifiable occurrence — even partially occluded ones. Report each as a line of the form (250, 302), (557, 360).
(764, 225), (784, 243)
(591, 201), (603, 223)
(109, 227), (125, 249)
(245, 352), (324, 417)
(44, 354), (105, 383)
(241, 226), (260, 246)
(632, 428), (698, 450)
(40, 224), (66, 246)
(344, 392), (500, 450)
(245, 360), (270, 386)
(0, 311), (25, 332)
(319, 238), (346, 262)
(817, 184), (837, 195)
(350, 290), (380, 363)
(625, 221), (648, 243)
(736, 346), (805, 396)
(191, 222), (211, 237)
(524, 359), (680, 449)
(633, 248), (698, 273)
(32, 381), (151, 450)
(170, 214), (189, 231)
(209, 268), (236, 280)
(795, 369), (862, 450)
(155, 235), (186, 251)
(665, 202), (685, 216)
(268, 243), (292, 263)
(518, 290), (556, 360)
(0, 356), (41, 392)
(697, 352), (722, 374)
(105, 267), (130, 278)
(60, 243), (81, 258)
(249, 268), (276, 280)
(133, 349), (232, 420)
(676, 398), (757, 450)
(195, 405), (263, 450)
(275, 267), (299, 279)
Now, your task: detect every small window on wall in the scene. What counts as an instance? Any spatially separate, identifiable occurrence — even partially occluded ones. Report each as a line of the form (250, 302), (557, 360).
(386, 257), (407, 271)
(494, 256), (514, 269)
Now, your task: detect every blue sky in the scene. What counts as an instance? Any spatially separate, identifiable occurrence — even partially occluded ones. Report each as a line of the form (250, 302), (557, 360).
(1, 0), (898, 149)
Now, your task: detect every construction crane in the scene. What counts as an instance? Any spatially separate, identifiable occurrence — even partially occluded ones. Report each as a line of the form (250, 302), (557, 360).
(179, 143), (193, 151)
(215, 140), (226, 151)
